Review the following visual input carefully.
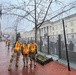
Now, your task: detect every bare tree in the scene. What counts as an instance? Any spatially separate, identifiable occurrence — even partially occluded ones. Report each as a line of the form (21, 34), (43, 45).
(2, 0), (76, 42)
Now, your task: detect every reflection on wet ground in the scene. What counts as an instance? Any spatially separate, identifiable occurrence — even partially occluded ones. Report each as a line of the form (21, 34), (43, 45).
(0, 42), (76, 75)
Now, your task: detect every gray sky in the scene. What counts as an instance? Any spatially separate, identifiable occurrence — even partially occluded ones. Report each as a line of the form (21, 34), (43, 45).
(0, 0), (76, 33)
(1, 0), (34, 33)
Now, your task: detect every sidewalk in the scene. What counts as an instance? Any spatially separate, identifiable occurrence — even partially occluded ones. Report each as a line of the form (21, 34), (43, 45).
(0, 42), (76, 75)
(38, 51), (76, 70)
(58, 59), (76, 70)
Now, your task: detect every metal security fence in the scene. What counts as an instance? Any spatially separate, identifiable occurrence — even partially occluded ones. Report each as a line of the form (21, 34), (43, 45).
(27, 35), (59, 56)
(60, 33), (76, 62)
(27, 33), (76, 62)
(49, 35), (58, 55)
(67, 33), (76, 52)
(40, 36), (47, 54)
(61, 33), (76, 52)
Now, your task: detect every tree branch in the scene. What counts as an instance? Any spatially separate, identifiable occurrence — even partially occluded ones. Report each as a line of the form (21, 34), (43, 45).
(37, 0), (53, 29)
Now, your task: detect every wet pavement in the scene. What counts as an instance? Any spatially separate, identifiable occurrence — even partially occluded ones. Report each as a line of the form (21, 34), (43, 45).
(0, 42), (76, 75)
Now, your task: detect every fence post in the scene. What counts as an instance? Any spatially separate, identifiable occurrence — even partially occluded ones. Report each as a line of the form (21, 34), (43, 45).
(28, 38), (29, 43)
(58, 35), (61, 58)
(40, 36), (42, 52)
(62, 19), (71, 71)
(31, 37), (32, 42)
(47, 35), (50, 54)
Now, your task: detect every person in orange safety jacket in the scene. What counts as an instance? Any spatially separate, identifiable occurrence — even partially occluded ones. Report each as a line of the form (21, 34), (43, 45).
(21, 41), (30, 67)
(8, 38), (22, 71)
(29, 40), (37, 66)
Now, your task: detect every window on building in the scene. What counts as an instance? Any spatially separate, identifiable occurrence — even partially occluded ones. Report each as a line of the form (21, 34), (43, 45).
(71, 35), (74, 39)
(56, 26), (58, 30)
(52, 27), (54, 30)
(41, 28), (43, 34)
(66, 30), (68, 33)
(61, 31), (63, 34)
(67, 34), (68, 38)
(65, 24), (67, 27)
(50, 26), (51, 32)
(71, 21), (73, 26)
(53, 32), (54, 35)
(71, 29), (74, 33)
(43, 28), (44, 34)
(42, 28), (44, 34)
(45, 27), (47, 33)
(47, 26), (48, 33)
(44, 27), (46, 33)
(39, 29), (41, 35)
(56, 32), (58, 35)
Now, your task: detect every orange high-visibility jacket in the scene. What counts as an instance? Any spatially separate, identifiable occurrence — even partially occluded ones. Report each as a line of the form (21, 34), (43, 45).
(14, 42), (21, 52)
(22, 44), (29, 54)
(30, 43), (37, 53)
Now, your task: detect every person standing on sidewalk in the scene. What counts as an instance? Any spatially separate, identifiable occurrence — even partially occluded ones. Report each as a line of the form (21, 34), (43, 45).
(7, 40), (10, 49)
(21, 41), (29, 67)
(8, 38), (22, 71)
(68, 41), (74, 51)
(29, 40), (37, 66)
(5, 39), (8, 46)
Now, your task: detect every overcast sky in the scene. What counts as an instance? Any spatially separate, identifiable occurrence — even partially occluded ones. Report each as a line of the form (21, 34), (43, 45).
(0, 0), (76, 33)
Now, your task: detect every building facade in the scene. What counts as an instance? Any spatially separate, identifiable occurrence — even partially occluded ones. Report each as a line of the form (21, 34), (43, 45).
(24, 13), (76, 41)
(23, 30), (35, 41)
(38, 13), (76, 39)
(22, 13), (76, 62)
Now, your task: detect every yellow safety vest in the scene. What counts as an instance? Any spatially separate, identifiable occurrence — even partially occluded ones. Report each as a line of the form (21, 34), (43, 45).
(23, 44), (29, 54)
(30, 43), (37, 53)
(14, 42), (21, 52)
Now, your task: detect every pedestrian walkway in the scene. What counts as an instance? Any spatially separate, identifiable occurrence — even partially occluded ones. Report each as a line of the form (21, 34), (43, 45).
(58, 59), (76, 70)
(38, 51), (76, 70)
(0, 42), (76, 75)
